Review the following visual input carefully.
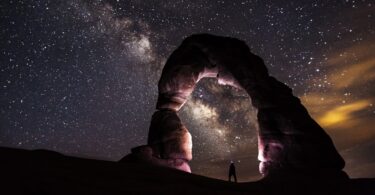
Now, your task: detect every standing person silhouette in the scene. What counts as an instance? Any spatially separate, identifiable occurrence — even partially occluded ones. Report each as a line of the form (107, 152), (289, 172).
(228, 161), (237, 182)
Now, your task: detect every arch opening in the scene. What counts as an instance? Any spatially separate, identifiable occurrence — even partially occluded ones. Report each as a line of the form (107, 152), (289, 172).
(180, 78), (261, 181)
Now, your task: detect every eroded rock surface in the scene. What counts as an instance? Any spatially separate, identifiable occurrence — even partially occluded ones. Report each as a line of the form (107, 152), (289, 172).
(122, 34), (346, 177)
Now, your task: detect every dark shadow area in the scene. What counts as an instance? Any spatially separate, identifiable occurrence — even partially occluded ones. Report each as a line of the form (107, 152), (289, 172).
(1, 147), (374, 194)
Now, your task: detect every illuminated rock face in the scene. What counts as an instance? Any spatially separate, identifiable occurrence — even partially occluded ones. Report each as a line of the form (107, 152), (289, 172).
(124, 34), (345, 176)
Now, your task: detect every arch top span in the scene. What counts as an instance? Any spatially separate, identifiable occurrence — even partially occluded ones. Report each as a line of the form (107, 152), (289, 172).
(156, 34), (268, 112)
(121, 34), (346, 179)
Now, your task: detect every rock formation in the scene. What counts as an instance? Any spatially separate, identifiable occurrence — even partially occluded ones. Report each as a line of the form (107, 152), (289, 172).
(122, 34), (346, 178)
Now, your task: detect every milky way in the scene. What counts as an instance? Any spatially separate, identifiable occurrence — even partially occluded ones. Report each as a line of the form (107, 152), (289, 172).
(1, 0), (375, 181)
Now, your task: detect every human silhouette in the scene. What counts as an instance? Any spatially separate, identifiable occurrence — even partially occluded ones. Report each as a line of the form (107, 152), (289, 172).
(228, 161), (237, 182)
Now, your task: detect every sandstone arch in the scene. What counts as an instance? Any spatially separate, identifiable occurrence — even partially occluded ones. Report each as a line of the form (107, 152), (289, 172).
(123, 34), (346, 178)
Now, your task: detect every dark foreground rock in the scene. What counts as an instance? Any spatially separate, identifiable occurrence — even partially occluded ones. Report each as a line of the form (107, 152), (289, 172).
(1, 147), (374, 195)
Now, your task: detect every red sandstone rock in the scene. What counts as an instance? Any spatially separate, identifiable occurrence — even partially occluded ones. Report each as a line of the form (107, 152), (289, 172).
(125, 34), (346, 178)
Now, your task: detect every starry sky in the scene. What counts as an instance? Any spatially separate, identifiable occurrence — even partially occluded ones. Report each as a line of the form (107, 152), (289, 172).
(1, 0), (375, 182)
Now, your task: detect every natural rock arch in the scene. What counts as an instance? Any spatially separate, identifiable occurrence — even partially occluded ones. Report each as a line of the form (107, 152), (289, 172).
(122, 34), (346, 178)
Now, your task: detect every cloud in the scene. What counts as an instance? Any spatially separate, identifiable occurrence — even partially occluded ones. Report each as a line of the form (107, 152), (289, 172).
(322, 38), (375, 90)
(300, 37), (375, 156)
(328, 58), (375, 90)
(301, 38), (375, 127)
(301, 93), (342, 115)
(317, 100), (371, 127)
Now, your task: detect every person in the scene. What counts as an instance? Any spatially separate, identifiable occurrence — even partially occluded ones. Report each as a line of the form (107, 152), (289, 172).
(228, 161), (237, 182)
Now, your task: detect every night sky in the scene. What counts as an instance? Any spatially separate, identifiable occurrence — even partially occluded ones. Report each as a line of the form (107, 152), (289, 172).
(1, 0), (375, 181)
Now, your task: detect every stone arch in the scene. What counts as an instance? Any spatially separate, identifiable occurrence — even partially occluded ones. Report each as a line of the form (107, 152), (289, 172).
(123, 34), (345, 177)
